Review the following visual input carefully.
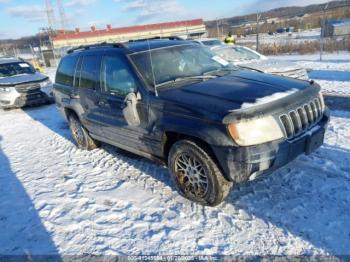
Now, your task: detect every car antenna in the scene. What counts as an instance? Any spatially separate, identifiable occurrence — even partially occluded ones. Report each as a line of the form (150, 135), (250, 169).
(146, 39), (158, 97)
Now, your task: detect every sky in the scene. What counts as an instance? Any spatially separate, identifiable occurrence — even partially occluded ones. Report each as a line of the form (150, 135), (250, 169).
(0, 0), (330, 39)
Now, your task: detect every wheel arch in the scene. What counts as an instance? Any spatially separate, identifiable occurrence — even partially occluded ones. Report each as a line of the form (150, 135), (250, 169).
(163, 131), (227, 179)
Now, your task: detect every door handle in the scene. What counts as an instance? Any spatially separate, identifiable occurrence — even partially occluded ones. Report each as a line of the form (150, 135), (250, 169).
(98, 100), (107, 106)
(70, 94), (79, 99)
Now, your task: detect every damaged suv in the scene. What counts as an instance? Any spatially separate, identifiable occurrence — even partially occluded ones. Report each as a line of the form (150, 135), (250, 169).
(53, 40), (329, 206)
(0, 57), (53, 109)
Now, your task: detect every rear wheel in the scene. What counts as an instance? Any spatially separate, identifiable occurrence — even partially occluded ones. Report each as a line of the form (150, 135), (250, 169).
(168, 140), (232, 206)
(68, 114), (99, 150)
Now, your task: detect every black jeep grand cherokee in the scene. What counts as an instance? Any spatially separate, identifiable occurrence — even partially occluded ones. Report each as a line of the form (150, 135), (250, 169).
(53, 40), (329, 206)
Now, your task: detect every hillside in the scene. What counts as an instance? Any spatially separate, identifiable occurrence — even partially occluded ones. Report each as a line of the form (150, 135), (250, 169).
(206, 0), (350, 36)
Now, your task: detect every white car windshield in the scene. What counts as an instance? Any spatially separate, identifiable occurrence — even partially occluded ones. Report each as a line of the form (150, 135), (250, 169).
(131, 44), (235, 88)
(214, 46), (261, 62)
(0, 62), (35, 78)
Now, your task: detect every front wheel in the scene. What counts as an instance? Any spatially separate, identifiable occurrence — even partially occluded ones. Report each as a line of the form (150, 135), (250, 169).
(68, 114), (100, 150)
(168, 140), (233, 206)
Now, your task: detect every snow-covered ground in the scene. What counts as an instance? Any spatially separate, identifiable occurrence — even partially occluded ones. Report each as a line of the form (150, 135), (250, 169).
(0, 53), (350, 256)
(273, 52), (350, 96)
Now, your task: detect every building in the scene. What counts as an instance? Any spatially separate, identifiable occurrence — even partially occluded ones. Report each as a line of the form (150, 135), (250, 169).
(53, 19), (207, 49)
(323, 19), (350, 37)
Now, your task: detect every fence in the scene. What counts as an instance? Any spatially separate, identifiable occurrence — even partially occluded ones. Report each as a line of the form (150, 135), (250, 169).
(0, 46), (37, 59)
(0, 45), (60, 68)
(234, 29), (350, 58)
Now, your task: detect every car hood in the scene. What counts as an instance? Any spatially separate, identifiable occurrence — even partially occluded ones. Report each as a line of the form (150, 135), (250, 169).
(0, 72), (48, 86)
(237, 59), (302, 73)
(158, 70), (313, 120)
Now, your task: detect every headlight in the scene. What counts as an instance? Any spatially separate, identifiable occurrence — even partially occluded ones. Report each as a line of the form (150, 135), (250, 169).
(0, 87), (11, 92)
(40, 79), (52, 88)
(227, 115), (284, 146)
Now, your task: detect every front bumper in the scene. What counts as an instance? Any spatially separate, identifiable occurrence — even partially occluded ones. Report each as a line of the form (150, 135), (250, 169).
(0, 87), (53, 109)
(212, 110), (330, 183)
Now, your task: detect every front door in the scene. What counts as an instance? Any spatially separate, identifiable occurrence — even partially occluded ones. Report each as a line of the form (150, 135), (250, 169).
(96, 53), (152, 153)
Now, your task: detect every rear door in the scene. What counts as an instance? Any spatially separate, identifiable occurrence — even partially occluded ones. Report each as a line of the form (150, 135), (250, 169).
(54, 55), (79, 107)
(75, 54), (104, 136)
(96, 52), (152, 153)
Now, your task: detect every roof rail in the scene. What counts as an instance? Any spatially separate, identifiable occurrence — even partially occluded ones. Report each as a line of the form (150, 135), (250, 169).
(128, 36), (185, 42)
(67, 42), (127, 54)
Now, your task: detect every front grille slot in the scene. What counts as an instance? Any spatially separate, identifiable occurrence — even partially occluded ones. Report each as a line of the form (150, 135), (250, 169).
(279, 96), (324, 139)
(280, 115), (294, 138)
(15, 83), (41, 93)
(297, 107), (308, 129)
(305, 104), (314, 124)
(290, 111), (302, 134)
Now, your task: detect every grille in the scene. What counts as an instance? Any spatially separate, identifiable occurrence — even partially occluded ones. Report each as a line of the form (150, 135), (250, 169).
(16, 90), (47, 105)
(15, 82), (41, 93)
(279, 96), (324, 139)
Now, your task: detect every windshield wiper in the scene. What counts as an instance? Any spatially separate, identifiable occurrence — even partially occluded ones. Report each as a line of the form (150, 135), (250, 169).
(155, 75), (216, 88)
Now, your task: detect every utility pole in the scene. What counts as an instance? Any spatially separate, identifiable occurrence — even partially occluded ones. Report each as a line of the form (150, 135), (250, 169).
(221, 22), (224, 37)
(40, 27), (57, 67)
(320, 2), (329, 61)
(256, 12), (261, 52)
(216, 19), (220, 38)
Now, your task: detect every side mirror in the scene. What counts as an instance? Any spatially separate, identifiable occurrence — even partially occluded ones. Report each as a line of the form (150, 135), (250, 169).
(122, 92), (141, 127)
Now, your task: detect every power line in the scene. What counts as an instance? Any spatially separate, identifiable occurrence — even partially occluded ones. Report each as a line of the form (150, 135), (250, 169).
(45, 0), (57, 30)
(57, 0), (67, 31)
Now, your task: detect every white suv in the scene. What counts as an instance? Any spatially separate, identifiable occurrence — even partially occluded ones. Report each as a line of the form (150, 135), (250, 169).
(0, 57), (53, 109)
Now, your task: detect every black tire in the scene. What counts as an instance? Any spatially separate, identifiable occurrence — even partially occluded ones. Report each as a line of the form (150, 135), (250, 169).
(168, 140), (233, 206)
(68, 114), (100, 150)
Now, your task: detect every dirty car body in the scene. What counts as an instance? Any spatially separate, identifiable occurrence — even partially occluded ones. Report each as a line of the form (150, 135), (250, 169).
(53, 40), (329, 205)
(0, 57), (53, 109)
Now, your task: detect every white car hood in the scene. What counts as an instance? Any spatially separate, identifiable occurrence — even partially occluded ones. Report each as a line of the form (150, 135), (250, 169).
(237, 59), (302, 73)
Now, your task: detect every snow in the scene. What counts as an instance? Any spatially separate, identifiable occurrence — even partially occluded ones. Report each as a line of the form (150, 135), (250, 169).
(240, 88), (298, 109)
(272, 52), (350, 96)
(45, 67), (57, 82)
(1, 54), (350, 256)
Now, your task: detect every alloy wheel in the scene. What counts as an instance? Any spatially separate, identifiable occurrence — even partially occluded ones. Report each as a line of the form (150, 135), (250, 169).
(174, 153), (209, 197)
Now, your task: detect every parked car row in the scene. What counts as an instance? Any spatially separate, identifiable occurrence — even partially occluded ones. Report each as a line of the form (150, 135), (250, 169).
(51, 39), (329, 206)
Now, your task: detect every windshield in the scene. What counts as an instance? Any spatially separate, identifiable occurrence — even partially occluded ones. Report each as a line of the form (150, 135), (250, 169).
(214, 46), (261, 62)
(130, 44), (234, 87)
(202, 40), (223, 46)
(0, 62), (35, 78)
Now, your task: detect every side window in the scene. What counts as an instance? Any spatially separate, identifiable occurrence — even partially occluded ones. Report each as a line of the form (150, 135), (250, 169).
(79, 55), (101, 89)
(56, 56), (78, 86)
(100, 56), (138, 96)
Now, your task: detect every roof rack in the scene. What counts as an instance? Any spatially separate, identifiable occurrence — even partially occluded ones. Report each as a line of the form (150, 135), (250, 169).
(67, 42), (127, 54)
(128, 36), (185, 42)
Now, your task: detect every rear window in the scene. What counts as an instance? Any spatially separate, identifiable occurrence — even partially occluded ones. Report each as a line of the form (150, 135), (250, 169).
(56, 56), (78, 86)
(0, 62), (35, 77)
(79, 56), (101, 89)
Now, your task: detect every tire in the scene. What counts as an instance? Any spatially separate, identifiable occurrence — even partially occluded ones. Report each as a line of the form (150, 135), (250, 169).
(68, 114), (100, 150)
(168, 140), (233, 206)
